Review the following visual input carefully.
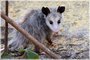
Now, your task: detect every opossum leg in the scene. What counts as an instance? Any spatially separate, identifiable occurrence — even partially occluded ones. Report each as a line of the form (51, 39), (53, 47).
(34, 46), (40, 54)
(46, 35), (52, 45)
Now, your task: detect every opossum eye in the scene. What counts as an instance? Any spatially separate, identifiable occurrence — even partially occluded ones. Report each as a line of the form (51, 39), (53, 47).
(57, 20), (60, 24)
(49, 21), (53, 24)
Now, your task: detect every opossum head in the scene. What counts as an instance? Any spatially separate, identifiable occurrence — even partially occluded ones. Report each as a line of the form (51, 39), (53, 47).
(42, 6), (65, 33)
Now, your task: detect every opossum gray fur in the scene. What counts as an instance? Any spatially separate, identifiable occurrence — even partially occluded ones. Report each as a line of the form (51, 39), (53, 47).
(8, 6), (65, 53)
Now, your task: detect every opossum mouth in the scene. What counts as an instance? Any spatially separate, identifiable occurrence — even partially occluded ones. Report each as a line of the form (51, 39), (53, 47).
(52, 32), (59, 37)
(52, 29), (63, 36)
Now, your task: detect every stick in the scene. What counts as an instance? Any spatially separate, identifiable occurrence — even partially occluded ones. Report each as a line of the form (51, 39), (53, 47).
(4, 0), (9, 52)
(0, 12), (60, 59)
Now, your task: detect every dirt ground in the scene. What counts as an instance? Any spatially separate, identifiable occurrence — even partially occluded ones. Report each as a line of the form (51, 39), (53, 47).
(1, 1), (89, 59)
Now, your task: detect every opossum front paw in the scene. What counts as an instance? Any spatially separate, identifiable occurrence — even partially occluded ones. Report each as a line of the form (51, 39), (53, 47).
(34, 47), (40, 54)
(47, 40), (53, 45)
(47, 41), (55, 47)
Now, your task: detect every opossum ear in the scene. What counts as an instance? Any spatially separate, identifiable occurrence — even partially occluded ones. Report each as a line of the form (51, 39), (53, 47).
(42, 7), (50, 16)
(57, 6), (65, 13)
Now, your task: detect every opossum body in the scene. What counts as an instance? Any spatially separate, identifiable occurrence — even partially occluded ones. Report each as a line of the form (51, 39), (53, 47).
(8, 6), (65, 53)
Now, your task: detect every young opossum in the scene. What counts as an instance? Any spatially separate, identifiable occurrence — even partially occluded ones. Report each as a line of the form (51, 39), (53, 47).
(8, 6), (65, 53)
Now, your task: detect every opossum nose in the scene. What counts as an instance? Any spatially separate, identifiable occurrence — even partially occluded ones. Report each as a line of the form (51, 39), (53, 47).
(54, 29), (59, 33)
(52, 32), (59, 36)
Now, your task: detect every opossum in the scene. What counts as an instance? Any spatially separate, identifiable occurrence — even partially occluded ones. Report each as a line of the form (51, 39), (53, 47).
(8, 6), (65, 53)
